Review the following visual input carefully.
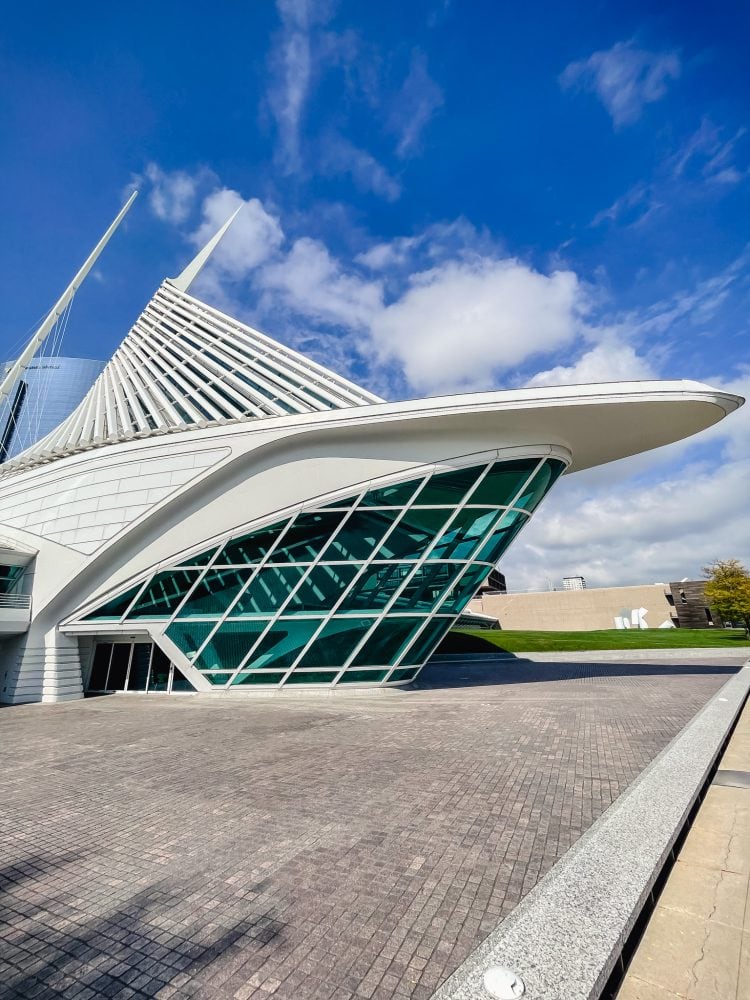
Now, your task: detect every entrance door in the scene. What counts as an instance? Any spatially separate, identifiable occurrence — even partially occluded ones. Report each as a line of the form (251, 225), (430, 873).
(86, 641), (193, 693)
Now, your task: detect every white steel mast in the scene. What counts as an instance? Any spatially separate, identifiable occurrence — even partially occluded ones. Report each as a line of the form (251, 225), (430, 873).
(0, 191), (137, 408)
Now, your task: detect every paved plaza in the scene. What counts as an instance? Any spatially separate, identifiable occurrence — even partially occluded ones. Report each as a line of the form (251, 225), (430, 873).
(0, 656), (743, 1000)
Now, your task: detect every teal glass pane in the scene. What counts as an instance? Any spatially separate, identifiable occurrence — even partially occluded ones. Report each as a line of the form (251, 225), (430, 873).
(0, 565), (23, 594)
(439, 564), (492, 615)
(174, 548), (217, 567)
(466, 458), (540, 506)
(216, 520), (288, 565)
(285, 564), (360, 613)
(400, 617), (452, 665)
(352, 617), (426, 667)
(83, 583), (142, 621)
(319, 496), (357, 508)
(375, 508), (452, 560)
(232, 565), (306, 616)
(320, 509), (396, 561)
(413, 465), (485, 505)
(166, 621), (216, 660)
(128, 570), (200, 619)
(338, 669), (389, 683)
(296, 617), (376, 668)
(194, 619), (270, 671)
(516, 458), (566, 512)
(428, 508), (497, 560)
(392, 563), (460, 611)
(337, 563), (412, 612)
(285, 670), (338, 684)
(247, 618), (323, 670)
(388, 667), (419, 683)
(232, 671), (286, 686)
(205, 673), (233, 685)
(171, 666), (194, 692)
(269, 512), (346, 563)
(359, 478), (424, 507)
(176, 567), (253, 619)
(475, 509), (528, 563)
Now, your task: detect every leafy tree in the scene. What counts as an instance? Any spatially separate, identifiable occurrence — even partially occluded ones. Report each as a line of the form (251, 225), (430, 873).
(703, 559), (750, 637)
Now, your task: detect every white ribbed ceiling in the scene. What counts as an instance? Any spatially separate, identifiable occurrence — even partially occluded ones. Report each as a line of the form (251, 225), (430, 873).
(1, 280), (382, 475)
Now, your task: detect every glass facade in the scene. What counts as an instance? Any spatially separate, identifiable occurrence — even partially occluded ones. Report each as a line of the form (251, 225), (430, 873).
(78, 455), (566, 687)
(87, 642), (194, 693)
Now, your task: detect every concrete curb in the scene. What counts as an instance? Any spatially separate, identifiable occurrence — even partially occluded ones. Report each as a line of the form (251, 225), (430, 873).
(433, 647), (750, 663)
(430, 659), (750, 1000)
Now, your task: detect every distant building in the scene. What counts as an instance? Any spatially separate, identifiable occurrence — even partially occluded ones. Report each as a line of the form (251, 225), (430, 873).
(469, 580), (719, 632)
(0, 357), (105, 461)
(562, 576), (586, 590)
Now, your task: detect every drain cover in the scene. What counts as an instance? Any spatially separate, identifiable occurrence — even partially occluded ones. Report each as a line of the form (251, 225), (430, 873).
(713, 769), (750, 789)
(483, 967), (525, 998)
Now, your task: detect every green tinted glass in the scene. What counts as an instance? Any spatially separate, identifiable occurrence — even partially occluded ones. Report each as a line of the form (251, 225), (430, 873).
(171, 666), (194, 692)
(400, 617), (452, 665)
(232, 671), (286, 686)
(375, 508), (452, 560)
(194, 619), (270, 671)
(338, 669), (388, 683)
(474, 509), (528, 563)
(352, 617), (426, 667)
(320, 509), (395, 560)
(466, 458), (540, 506)
(176, 567), (253, 618)
(516, 458), (566, 512)
(128, 570), (200, 619)
(413, 465), (485, 505)
(428, 508), (497, 560)
(392, 563), (459, 612)
(204, 673), (233, 685)
(388, 667), (419, 683)
(285, 564), (360, 613)
(174, 548), (217, 567)
(359, 478), (424, 507)
(270, 512), (346, 563)
(285, 670), (339, 684)
(232, 565), (305, 616)
(319, 495), (357, 508)
(216, 521), (287, 565)
(248, 618), (323, 670)
(337, 563), (411, 612)
(439, 564), (492, 615)
(296, 617), (375, 668)
(166, 621), (216, 660)
(83, 584), (142, 621)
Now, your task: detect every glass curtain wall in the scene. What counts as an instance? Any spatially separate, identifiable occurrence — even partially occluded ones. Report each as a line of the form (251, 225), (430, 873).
(87, 641), (194, 693)
(79, 456), (565, 687)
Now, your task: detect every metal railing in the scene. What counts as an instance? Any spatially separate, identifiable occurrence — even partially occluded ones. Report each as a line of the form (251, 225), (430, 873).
(0, 593), (31, 609)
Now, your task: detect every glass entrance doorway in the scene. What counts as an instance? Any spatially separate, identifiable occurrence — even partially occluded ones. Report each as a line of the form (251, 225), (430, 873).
(87, 642), (194, 693)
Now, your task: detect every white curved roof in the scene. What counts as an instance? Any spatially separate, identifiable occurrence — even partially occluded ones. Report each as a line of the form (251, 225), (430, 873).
(3, 280), (381, 474)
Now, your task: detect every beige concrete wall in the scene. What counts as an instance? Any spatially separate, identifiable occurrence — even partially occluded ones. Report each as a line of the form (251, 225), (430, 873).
(468, 584), (674, 631)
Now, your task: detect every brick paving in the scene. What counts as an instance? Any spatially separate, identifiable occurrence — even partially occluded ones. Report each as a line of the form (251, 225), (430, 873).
(0, 656), (743, 1000)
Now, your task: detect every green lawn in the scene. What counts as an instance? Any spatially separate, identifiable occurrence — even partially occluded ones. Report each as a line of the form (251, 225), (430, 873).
(439, 627), (749, 654)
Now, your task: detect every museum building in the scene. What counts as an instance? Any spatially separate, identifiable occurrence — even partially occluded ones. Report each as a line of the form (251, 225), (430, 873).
(0, 201), (743, 702)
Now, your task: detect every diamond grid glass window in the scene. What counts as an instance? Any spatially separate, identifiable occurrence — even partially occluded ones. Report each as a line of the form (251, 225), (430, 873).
(129, 570), (200, 619)
(76, 454), (563, 687)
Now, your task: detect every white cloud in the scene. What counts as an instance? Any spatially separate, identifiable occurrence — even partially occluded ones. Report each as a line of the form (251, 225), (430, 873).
(561, 40), (680, 128)
(144, 163), (200, 224)
(369, 258), (584, 393)
(260, 237), (383, 329)
(319, 132), (401, 201)
(190, 188), (284, 281)
(528, 340), (655, 388)
(389, 50), (444, 157)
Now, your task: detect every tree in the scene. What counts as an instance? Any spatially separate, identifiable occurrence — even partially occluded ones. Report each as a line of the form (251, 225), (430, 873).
(703, 559), (750, 637)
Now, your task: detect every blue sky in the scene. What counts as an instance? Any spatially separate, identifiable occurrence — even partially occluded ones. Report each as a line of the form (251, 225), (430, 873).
(2, 0), (749, 592)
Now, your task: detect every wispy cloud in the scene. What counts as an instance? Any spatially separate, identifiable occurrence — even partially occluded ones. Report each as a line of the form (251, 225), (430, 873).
(561, 40), (680, 128)
(142, 163), (204, 224)
(319, 131), (401, 201)
(389, 50), (444, 157)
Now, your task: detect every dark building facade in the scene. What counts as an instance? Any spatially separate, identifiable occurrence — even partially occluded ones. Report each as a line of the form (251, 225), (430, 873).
(667, 580), (717, 628)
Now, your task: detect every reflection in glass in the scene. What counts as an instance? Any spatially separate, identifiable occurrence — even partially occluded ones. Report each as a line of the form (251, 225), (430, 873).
(466, 458), (539, 506)
(129, 570), (199, 619)
(177, 567), (253, 618)
(428, 508), (497, 560)
(375, 508), (451, 560)
(194, 619), (270, 671)
(232, 565), (305, 616)
(216, 521), (286, 565)
(297, 617), (375, 668)
(352, 617), (424, 666)
(413, 465), (485, 505)
(249, 618), (324, 670)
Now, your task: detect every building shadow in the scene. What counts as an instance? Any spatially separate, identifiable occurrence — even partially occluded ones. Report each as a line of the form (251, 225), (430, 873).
(0, 850), (283, 999)
(415, 657), (741, 689)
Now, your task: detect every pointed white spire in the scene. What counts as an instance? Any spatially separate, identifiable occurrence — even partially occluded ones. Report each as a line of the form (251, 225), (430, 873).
(171, 206), (243, 293)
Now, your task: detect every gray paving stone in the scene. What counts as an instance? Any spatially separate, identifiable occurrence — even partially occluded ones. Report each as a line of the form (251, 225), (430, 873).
(0, 655), (743, 999)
